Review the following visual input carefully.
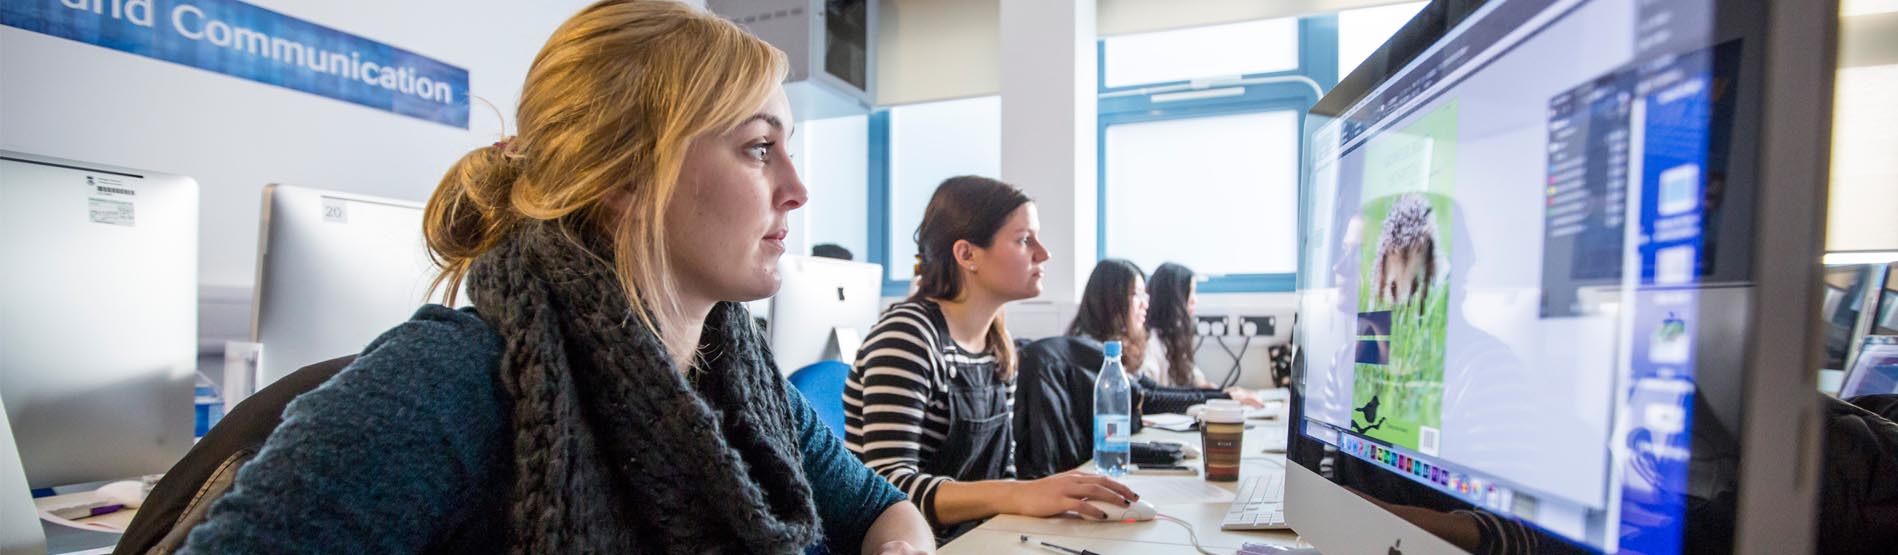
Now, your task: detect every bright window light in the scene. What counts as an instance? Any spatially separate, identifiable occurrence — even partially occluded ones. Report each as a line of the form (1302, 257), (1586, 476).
(886, 95), (1002, 282)
(1103, 110), (1301, 276)
(1824, 252), (1898, 266)
(793, 114), (869, 260)
(1338, 2), (1429, 79)
(1103, 17), (1299, 88)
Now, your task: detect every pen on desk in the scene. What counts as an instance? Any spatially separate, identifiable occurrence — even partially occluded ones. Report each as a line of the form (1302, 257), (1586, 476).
(49, 500), (124, 520)
(1018, 534), (1104, 555)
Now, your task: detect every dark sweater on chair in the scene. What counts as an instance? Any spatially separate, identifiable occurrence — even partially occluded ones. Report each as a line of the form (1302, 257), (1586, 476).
(178, 305), (904, 554)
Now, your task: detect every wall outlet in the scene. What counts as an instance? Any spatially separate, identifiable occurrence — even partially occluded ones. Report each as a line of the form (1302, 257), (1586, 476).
(1196, 315), (1229, 336)
(1239, 316), (1276, 337)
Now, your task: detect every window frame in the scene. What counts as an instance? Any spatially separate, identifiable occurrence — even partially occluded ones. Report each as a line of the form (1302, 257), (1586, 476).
(1096, 15), (1338, 293)
(866, 109), (909, 297)
(868, 16), (1342, 298)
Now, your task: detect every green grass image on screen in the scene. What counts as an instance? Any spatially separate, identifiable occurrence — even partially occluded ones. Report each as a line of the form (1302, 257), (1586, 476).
(1351, 100), (1458, 452)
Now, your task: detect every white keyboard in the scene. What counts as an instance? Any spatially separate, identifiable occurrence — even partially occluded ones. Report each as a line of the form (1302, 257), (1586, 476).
(1221, 475), (1289, 530)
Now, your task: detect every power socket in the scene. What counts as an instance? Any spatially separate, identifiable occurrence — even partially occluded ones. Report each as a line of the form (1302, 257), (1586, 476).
(1196, 315), (1229, 336)
(1239, 316), (1276, 337)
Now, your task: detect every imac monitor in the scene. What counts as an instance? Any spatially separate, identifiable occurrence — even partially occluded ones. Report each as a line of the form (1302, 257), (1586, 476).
(0, 152), (198, 489)
(1290, 0), (1830, 553)
(767, 255), (881, 374)
(1839, 336), (1898, 399)
(252, 185), (446, 387)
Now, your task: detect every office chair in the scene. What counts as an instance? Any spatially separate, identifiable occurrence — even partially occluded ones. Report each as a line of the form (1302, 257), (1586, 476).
(113, 355), (355, 555)
(787, 361), (851, 439)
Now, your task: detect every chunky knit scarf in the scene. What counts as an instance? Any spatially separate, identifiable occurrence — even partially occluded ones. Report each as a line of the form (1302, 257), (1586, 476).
(465, 222), (821, 554)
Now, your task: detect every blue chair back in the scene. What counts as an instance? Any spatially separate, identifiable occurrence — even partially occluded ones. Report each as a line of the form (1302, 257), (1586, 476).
(788, 361), (851, 439)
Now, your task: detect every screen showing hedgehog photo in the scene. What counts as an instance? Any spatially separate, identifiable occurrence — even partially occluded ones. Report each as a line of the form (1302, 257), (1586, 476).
(1349, 100), (1459, 455)
(1295, 0), (1741, 551)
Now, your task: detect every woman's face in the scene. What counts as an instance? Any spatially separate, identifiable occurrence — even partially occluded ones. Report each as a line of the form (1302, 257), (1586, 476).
(964, 203), (1049, 302)
(664, 87), (807, 305)
(1333, 217), (1364, 312)
(1128, 275), (1149, 333)
(1186, 280), (1198, 316)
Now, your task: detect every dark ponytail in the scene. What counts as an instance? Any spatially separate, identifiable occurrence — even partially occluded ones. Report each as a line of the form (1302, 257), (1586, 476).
(910, 175), (1032, 379)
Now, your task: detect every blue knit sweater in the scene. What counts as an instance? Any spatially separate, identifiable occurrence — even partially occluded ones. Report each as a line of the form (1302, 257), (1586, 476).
(180, 305), (905, 554)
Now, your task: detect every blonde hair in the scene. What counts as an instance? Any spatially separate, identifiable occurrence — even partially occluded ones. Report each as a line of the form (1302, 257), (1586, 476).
(424, 0), (787, 332)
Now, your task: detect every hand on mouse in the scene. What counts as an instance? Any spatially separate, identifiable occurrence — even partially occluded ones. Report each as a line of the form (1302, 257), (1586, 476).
(1225, 387), (1267, 409)
(1004, 471), (1141, 519)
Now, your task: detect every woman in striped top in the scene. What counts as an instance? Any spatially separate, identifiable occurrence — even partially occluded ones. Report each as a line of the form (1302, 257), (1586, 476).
(845, 176), (1138, 539)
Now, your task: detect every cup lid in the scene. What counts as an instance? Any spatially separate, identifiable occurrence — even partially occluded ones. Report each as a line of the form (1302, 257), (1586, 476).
(1200, 404), (1245, 423)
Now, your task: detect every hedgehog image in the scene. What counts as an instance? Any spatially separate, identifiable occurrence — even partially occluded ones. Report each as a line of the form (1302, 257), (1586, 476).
(1372, 192), (1439, 313)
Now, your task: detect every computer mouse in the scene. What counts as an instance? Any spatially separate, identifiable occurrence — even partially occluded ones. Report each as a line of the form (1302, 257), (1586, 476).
(1082, 499), (1157, 522)
(96, 480), (147, 509)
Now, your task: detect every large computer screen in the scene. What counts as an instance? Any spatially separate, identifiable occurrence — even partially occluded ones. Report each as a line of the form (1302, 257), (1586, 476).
(1, 152), (198, 489)
(1290, 0), (1826, 553)
(252, 184), (450, 387)
(768, 255), (882, 374)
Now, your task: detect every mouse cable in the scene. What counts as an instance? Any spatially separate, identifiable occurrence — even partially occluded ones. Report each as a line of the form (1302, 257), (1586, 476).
(1155, 513), (1227, 555)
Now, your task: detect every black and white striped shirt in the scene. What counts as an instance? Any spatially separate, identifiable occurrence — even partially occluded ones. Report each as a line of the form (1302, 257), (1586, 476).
(844, 300), (1015, 525)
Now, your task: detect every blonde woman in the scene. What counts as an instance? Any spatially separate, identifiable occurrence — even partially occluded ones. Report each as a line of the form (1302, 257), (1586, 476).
(176, 1), (931, 553)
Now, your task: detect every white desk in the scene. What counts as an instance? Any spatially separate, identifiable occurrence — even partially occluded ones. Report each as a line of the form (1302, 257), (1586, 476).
(940, 422), (1313, 555)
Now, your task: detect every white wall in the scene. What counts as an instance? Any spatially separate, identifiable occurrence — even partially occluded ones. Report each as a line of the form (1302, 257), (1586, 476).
(999, 0), (1097, 309)
(876, 0), (1001, 107)
(1190, 292), (1295, 390)
(1097, 0), (1408, 36)
(0, 0), (612, 343)
(876, 0), (1421, 105)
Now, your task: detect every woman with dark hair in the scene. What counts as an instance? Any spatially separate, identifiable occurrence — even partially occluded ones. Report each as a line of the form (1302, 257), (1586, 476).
(1144, 263), (1267, 408)
(1069, 260), (1263, 412)
(1068, 259), (1151, 367)
(845, 176), (1138, 541)
(1144, 262), (1214, 388)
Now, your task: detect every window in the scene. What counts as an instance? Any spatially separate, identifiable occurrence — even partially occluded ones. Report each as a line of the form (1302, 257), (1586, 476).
(791, 114), (869, 260)
(1104, 111), (1300, 276)
(1097, 16), (1335, 292)
(879, 95), (1002, 285)
(1338, 2), (1429, 79)
(1103, 18), (1299, 88)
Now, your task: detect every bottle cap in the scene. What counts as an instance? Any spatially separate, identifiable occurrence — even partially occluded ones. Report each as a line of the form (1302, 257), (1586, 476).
(1103, 341), (1122, 357)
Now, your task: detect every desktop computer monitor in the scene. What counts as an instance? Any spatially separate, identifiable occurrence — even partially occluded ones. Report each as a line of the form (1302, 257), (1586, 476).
(767, 255), (881, 374)
(1839, 336), (1897, 399)
(252, 184), (449, 387)
(0, 151), (198, 489)
(1289, 1), (1832, 554)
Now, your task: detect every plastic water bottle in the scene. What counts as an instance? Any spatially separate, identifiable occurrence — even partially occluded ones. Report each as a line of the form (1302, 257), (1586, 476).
(1094, 340), (1133, 476)
(193, 371), (224, 439)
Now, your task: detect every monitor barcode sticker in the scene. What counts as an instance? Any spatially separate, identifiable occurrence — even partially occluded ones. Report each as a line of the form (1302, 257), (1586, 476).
(88, 198), (134, 226)
(1420, 426), (1440, 456)
(86, 175), (136, 198)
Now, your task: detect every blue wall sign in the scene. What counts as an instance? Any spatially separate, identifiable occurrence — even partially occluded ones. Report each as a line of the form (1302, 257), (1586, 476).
(3, 0), (470, 128)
